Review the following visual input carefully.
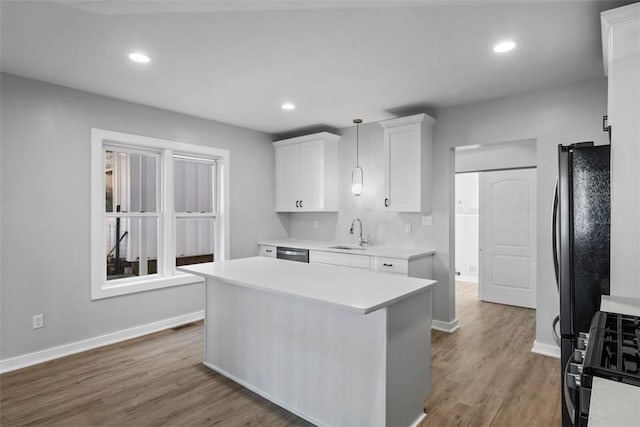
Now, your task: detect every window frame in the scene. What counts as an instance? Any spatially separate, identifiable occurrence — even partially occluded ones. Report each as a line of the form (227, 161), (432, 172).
(91, 128), (230, 300)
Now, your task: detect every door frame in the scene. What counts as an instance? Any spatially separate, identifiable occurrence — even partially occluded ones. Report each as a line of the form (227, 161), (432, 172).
(450, 139), (538, 319)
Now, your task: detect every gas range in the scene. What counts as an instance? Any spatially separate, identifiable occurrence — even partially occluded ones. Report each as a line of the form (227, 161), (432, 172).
(566, 311), (640, 425)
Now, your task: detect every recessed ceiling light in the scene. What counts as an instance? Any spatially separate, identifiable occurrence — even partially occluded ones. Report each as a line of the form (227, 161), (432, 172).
(128, 51), (151, 64)
(281, 103), (296, 111)
(493, 41), (516, 53)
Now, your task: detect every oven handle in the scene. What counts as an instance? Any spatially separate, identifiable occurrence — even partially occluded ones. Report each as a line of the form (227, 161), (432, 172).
(564, 358), (577, 426)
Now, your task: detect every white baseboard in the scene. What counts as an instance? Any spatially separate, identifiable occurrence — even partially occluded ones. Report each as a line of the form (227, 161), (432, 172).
(531, 340), (560, 359)
(431, 318), (459, 333)
(409, 412), (427, 427)
(0, 311), (204, 374)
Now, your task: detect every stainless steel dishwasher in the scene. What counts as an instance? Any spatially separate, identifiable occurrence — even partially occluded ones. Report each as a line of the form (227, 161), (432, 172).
(276, 247), (309, 263)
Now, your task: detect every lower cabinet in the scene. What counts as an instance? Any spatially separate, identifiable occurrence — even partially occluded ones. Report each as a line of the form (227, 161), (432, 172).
(311, 250), (433, 280)
(309, 250), (371, 270)
(257, 245), (433, 280)
(259, 245), (276, 257)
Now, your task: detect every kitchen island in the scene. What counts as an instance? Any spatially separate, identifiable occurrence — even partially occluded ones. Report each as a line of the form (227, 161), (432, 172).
(180, 257), (437, 427)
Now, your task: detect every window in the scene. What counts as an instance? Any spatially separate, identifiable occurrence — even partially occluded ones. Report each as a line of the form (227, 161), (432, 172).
(91, 129), (230, 299)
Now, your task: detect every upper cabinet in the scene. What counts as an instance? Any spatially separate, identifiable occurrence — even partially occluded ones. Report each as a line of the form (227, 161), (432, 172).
(380, 113), (437, 213)
(601, 3), (640, 299)
(274, 132), (340, 212)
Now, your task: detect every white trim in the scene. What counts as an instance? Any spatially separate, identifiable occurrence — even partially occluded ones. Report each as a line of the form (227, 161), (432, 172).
(379, 113), (436, 128)
(91, 128), (230, 300)
(601, 2), (640, 75)
(531, 340), (560, 359)
(0, 311), (204, 374)
(272, 131), (340, 147)
(431, 318), (459, 333)
(409, 413), (427, 427)
(97, 274), (204, 299)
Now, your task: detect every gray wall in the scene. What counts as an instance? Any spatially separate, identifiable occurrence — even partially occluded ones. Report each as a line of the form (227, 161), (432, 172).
(290, 77), (608, 349)
(0, 74), (288, 360)
(434, 77), (608, 348)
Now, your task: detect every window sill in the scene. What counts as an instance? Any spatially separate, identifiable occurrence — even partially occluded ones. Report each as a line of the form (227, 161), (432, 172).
(91, 272), (204, 300)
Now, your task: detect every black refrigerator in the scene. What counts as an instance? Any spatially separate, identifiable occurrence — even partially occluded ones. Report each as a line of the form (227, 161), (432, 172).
(553, 142), (610, 426)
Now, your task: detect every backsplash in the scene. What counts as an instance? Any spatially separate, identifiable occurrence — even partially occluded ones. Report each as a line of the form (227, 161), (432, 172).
(287, 120), (437, 250)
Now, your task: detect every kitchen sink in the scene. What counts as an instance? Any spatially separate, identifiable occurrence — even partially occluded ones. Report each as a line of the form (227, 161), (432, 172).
(328, 245), (367, 251)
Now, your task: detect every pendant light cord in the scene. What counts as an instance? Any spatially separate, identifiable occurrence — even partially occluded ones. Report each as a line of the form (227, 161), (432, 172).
(356, 122), (359, 167)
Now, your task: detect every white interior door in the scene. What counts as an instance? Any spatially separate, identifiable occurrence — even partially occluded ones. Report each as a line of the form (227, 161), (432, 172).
(479, 168), (536, 308)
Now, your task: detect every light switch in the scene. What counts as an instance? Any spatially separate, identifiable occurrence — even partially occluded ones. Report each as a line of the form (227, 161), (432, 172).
(404, 223), (412, 233)
(313, 220), (318, 229)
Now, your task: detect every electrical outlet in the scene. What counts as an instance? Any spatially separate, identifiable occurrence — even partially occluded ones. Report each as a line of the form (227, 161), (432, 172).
(404, 223), (412, 233)
(32, 314), (44, 329)
(313, 220), (318, 229)
(422, 215), (433, 226)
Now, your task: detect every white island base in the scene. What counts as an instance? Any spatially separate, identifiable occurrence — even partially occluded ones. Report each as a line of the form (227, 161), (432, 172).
(182, 258), (435, 427)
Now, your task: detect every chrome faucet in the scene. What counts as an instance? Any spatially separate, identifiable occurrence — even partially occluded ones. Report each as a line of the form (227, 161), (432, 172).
(349, 218), (369, 247)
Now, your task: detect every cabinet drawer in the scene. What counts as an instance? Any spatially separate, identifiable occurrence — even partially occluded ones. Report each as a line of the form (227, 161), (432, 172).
(309, 250), (370, 270)
(370, 257), (408, 275)
(259, 245), (276, 258)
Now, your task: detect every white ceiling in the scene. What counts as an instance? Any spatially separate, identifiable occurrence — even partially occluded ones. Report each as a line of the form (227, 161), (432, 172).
(0, 1), (624, 136)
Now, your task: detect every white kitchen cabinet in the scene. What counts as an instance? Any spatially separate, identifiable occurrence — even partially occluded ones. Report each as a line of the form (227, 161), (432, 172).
(602, 3), (640, 299)
(309, 250), (370, 270)
(309, 250), (433, 280)
(379, 113), (436, 213)
(370, 256), (409, 275)
(258, 244), (276, 257)
(274, 132), (340, 212)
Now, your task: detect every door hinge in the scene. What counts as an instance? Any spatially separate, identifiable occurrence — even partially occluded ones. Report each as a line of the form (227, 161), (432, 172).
(603, 115), (612, 144)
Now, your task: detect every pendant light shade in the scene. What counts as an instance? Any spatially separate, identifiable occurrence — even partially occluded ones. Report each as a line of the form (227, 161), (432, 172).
(351, 166), (363, 196)
(351, 119), (364, 196)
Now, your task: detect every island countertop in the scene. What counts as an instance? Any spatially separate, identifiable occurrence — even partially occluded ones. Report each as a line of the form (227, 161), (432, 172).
(179, 257), (437, 314)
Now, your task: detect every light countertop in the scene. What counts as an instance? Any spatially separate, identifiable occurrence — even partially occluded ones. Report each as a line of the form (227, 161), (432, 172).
(589, 295), (640, 426)
(257, 239), (435, 260)
(601, 295), (640, 316)
(587, 377), (640, 427)
(179, 257), (437, 314)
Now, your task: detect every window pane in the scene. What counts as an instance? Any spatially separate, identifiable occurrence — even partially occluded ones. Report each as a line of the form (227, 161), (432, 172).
(174, 159), (214, 213)
(175, 218), (214, 267)
(105, 150), (157, 213)
(106, 217), (158, 280)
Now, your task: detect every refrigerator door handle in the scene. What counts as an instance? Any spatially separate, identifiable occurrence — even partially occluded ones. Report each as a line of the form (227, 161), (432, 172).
(551, 179), (562, 347)
(552, 179), (560, 291)
(552, 314), (561, 346)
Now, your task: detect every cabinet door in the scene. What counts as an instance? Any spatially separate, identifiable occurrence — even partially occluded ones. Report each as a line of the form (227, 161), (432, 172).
(298, 140), (324, 211)
(384, 126), (421, 211)
(275, 144), (300, 211)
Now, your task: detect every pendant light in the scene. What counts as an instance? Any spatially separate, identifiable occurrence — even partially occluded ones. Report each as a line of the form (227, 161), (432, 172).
(351, 119), (364, 196)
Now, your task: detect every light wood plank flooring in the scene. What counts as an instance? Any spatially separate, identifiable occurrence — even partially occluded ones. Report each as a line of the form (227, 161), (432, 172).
(1, 281), (560, 426)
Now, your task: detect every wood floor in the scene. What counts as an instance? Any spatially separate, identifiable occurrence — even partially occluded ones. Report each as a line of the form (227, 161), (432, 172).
(1, 281), (560, 426)
(423, 282), (560, 426)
